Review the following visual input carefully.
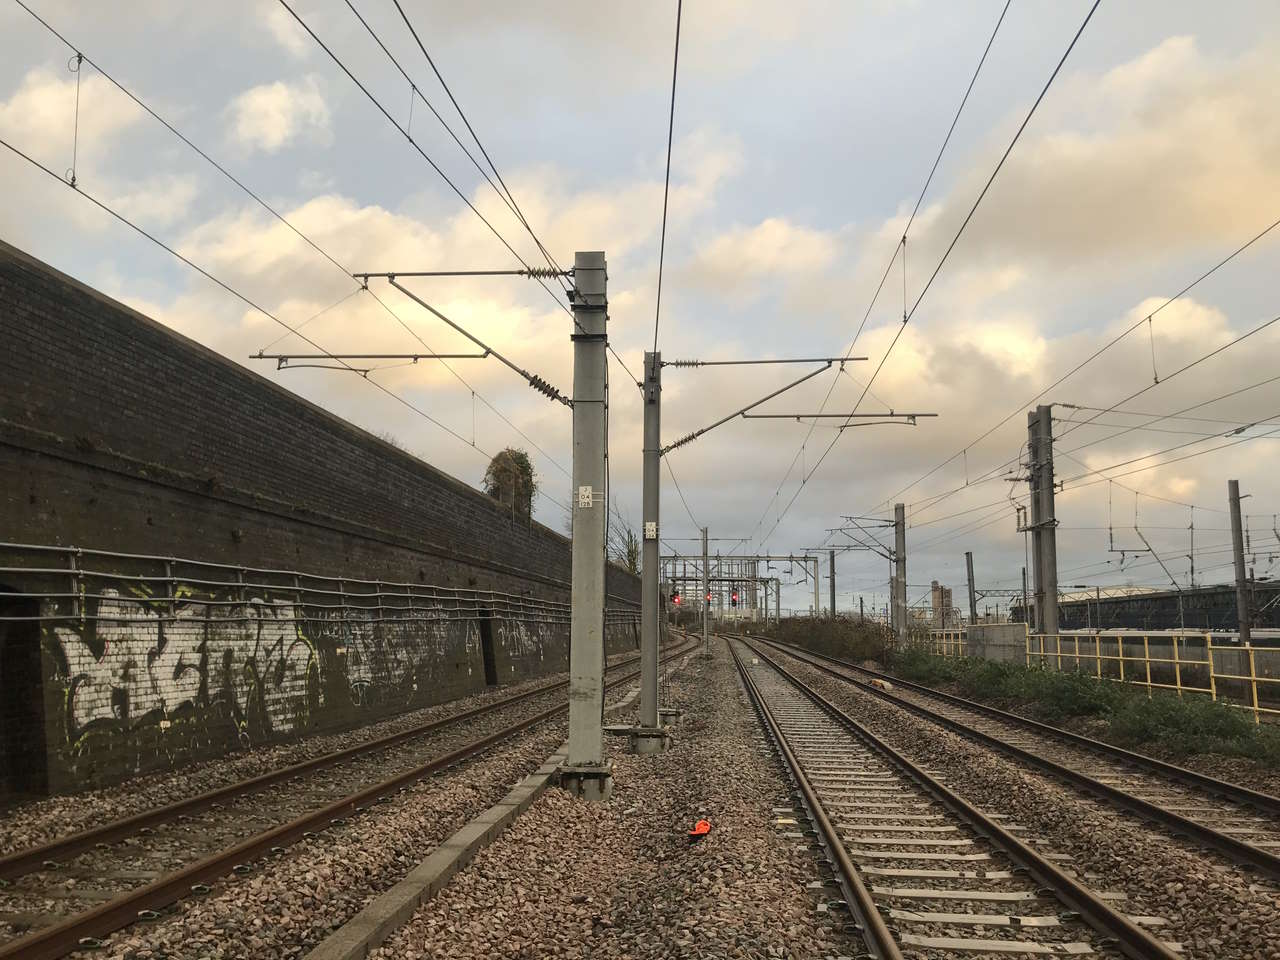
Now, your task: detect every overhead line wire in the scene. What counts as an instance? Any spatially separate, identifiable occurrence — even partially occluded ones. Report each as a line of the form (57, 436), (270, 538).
(861, 0), (1103, 402)
(912, 420), (1280, 549)
(760, 0), (1100, 551)
(276, 0), (584, 341)
(339, 0), (538, 260)
(738, 0), (1013, 552)
(381, 0), (642, 390)
(664, 455), (700, 529)
(1054, 417), (1280, 439)
(11, 1), (576, 505)
(911, 355), (1280, 524)
(385, 0), (571, 287)
(652, 0), (683, 354)
(1054, 313), (1280, 444)
(873, 212), (1280, 515)
(1059, 402), (1280, 428)
(1056, 419), (1280, 488)
(0, 136), (578, 509)
(343, 1), (642, 534)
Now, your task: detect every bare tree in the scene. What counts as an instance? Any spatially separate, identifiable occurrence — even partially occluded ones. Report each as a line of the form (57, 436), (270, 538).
(607, 518), (641, 574)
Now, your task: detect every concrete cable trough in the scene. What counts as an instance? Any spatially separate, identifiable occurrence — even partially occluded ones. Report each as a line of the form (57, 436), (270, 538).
(731, 638), (1182, 958)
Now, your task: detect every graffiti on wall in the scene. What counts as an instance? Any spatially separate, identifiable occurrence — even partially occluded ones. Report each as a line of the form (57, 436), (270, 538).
(331, 604), (478, 708)
(36, 576), (633, 787)
(47, 588), (322, 759)
(40, 583), (483, 781)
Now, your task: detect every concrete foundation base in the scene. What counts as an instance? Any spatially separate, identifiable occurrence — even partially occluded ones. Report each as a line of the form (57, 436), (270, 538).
(559, 761), (614, 802)
(626, 726), (671, 754)
(658, 708), (683, 726)
(602, 723), (672, 754)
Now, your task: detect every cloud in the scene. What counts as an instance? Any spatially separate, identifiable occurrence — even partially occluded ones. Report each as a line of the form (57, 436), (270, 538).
(225, 76), (330, 154)
(0, 67), (144, 162)
(107, 173), (200, 228)
(895, 35), (1280, 273)
(262, 3), (310, 58)
(4, 7), (1279, 609)
(482, 127), (744, 268)
(684, 217), (843, 300)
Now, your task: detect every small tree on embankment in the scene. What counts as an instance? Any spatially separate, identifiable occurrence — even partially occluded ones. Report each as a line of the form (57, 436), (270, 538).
(483, 448), (538, 522)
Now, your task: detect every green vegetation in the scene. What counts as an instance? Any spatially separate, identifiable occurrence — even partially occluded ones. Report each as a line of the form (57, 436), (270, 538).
(754, 616), (890, 664)
(889, 649), (1280, 764)
(483, 447), (538, 520)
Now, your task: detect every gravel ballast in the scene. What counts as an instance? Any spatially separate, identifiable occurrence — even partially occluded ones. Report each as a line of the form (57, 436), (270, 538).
(372, 641), (855, 960)
(888, 666), (1280, 798)
(1, 652), (640, 855)
(763, 642), (1280, 960)
(48, 652), (685, 959)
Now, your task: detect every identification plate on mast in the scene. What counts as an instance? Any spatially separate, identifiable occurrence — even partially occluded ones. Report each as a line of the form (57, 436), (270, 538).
(577, 485), (594, 508)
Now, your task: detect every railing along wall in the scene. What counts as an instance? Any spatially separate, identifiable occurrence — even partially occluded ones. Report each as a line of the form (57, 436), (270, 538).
(0, 540), (639, 629)
(0, 540), (641, 791)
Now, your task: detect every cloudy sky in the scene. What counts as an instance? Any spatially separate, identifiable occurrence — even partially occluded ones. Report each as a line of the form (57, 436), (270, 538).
(3, 0), (1279, 616)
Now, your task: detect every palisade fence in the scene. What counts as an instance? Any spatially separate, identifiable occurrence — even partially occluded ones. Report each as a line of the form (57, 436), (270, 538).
(921, 627), (1280, 723)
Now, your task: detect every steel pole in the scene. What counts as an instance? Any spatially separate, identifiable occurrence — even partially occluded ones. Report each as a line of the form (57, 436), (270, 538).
(1027, 405), (1061, 635)
(889, 560), (897, 638)
(640, 351), (661, 728)
(965, 551), (978, 625)
(1038, 405), (1059, 636)
(1229, 479), (1252, 644)
(701, 527), (709, 651)
(829, 549), (836, 618)
(564, 251), (611, 800)
(894, 503), (907, 646)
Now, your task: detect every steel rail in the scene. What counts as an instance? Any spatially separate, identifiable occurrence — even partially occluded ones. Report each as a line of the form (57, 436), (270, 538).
(0, 649), (652, 881)
(728, 643), (902, 959)
(740, 639), (1180, 960)
(750, 636), (1280, 879)
(757, 635), (1280, 815)
(0, 641), (697, 960)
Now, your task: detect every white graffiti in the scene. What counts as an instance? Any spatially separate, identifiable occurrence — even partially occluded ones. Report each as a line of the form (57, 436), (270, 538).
(201, 597), (316, 735)
(344, 603), (456, 702)
(54, 591), (317, 736)
(54, 591), (202, 731)
(497, 619), (547, 665)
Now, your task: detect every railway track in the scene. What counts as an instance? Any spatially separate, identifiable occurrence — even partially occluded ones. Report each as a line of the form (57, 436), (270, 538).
(747, 635), (1280, 881)
(0, 640), (697, 960)
(732, 639), (1181, 959)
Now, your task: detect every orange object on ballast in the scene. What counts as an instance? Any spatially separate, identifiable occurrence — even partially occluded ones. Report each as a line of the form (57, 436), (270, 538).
(688, 819), (711, 839)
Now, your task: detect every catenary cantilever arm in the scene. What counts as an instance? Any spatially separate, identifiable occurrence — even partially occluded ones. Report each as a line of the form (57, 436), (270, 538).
(661, 362), (833, 454)
(836, 527), (896, 562)
(386, 276), (571, 406)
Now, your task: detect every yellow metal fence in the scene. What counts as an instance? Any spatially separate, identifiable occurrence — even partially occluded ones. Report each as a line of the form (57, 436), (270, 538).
(922, 630), (967, 658)
(923, 628), (1280, 724)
